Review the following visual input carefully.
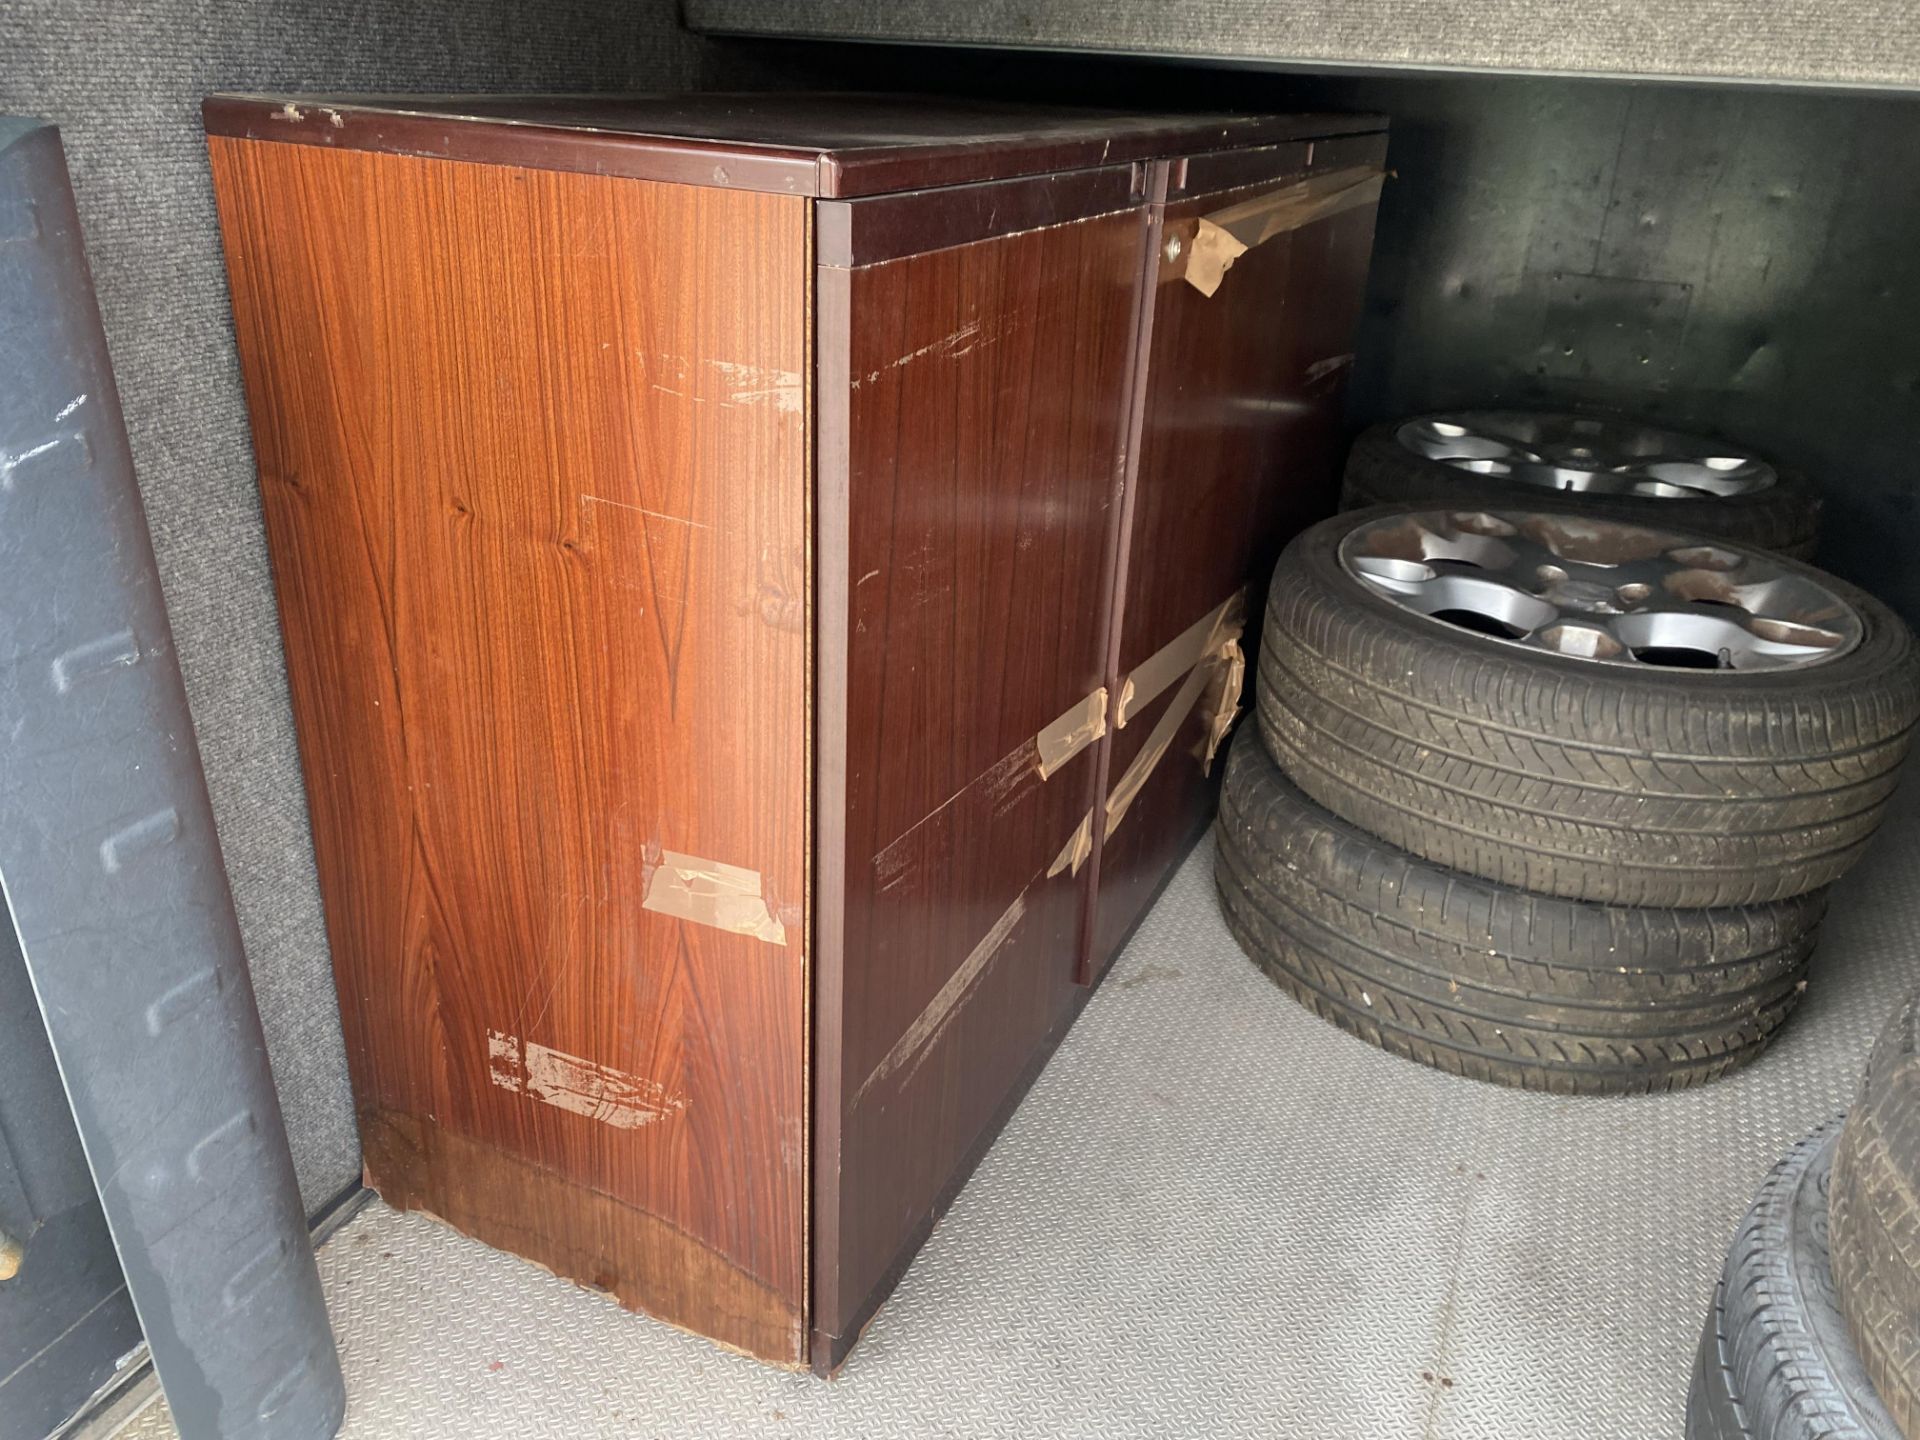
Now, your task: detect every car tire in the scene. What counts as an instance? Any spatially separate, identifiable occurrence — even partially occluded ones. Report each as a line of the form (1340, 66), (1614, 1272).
(1213, 725), (1825, 1094)
(1831, 991), (1920, 1436)
(1687, 1121), (1901, 1440)
(1343, 412), (1823, 558)
(1258, 508), (1920, 908)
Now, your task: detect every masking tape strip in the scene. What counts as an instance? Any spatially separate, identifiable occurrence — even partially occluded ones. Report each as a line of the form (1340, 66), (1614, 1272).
(1116, 589), (1246, 729)
(1184, 167), (1385, 298)
(1036, 685), (1108, 779)
(1201, 638), (1246, 775)
(1049, 627), (1246, 879)
(641, 849), (787, 946)
(1107, 654), (1216, 840)
(487, 1030), (687, 1130)
(1048, 810), (1094, 880)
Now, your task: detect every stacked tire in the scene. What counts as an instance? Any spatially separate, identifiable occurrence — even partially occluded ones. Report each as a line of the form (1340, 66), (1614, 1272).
(1215, 500), (1920, 1094)
(1683, 1118), (1897, 1440)
(1831, 993), (1920, 1434)
(1685, 992), (1920, 1438)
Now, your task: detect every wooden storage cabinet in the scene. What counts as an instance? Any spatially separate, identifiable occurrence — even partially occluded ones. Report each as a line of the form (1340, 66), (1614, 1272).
(204, 94), (1384, 1371)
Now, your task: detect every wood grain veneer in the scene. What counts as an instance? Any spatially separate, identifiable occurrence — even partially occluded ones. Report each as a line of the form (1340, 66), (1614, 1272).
(210, 137), (813, 1362)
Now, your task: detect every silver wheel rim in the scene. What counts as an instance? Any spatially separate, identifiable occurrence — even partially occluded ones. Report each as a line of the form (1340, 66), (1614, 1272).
(1340, 510), (1860, 673)
(1397, 411), (1776, 499)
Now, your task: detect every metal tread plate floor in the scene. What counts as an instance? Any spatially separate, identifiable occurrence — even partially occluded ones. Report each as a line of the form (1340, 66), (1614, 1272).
(120, 778), (1920, 1439)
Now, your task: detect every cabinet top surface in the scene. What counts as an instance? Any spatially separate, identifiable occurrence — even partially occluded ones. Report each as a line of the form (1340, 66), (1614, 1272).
(201, 91), (1386, 197)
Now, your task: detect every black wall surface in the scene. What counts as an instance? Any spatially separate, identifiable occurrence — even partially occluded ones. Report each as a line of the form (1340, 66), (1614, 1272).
(714, 39), (1920, 620)
(1324, 75), (1920, 622)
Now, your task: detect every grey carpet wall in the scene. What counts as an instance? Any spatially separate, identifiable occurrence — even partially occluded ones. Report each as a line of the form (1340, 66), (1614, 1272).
(4, 0), (705, 1211)
(687, 0), (1920, 88)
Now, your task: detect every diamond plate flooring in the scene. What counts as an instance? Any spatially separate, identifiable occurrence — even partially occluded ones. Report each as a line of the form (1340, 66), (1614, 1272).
(118, 783), (1920, 1440)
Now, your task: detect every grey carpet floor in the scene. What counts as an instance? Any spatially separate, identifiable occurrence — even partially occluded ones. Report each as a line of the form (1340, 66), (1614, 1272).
(119, 782), (1920, 1439)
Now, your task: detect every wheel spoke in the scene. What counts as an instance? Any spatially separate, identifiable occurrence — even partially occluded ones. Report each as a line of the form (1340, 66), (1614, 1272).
(1399, 416), (1540, 466)
(1450, 416), (1540, 452)
(1608, 451), (1773, 497)
(1524, 620), (1625, 661)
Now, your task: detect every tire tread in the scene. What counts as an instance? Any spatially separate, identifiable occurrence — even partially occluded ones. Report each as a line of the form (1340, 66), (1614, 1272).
(1831, 993), (1920, 1435)
(1685, 1124), (1901, 1440)
(1213, 729), (1820, 1094)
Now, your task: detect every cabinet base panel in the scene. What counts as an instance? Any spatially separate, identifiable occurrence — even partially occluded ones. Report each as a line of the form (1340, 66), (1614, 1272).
(360, 1109), (806, 1367)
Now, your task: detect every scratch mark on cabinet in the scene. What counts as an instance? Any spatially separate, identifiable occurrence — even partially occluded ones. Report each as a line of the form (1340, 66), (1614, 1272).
(581, 493), (709, 529)
(851, 888), (1030, 1109)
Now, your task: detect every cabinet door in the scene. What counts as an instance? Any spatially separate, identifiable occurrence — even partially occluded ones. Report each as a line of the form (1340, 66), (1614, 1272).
(1089, 136), (1387, 973)
(814, 167), (1151, 1369)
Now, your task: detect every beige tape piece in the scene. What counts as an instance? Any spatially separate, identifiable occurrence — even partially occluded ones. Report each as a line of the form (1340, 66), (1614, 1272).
(1048, 809), (1094, 879)
(1047, 592), (1248, 876)
(642, 849), (787, 946)
(1036, 685), (1109, 779)
(487, 1030), (687, 1130)
(1107, 656), (1215, 840)
(1116, 589), (1247, 729)
(1184, 167), (1386, 298)
(1201, 639), (1247, 775)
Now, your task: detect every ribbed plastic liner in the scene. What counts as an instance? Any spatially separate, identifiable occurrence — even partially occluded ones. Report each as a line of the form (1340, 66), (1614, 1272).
(117, 773), (1920, 1440)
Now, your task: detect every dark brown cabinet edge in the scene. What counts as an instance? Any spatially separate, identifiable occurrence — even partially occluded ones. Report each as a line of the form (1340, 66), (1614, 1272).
(811, 260), (853, 1376)
(808, 114), (1378, 196)
(201, 95), (825, 195)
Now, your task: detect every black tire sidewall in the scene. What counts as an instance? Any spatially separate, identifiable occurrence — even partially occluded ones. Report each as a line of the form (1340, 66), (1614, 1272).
(1219, 724), (1828, 958)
